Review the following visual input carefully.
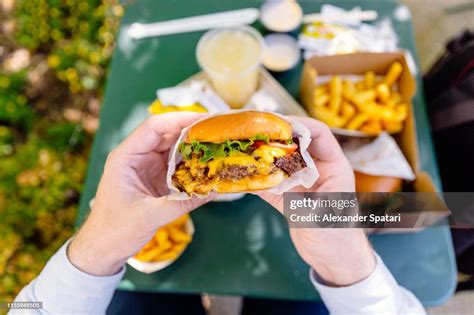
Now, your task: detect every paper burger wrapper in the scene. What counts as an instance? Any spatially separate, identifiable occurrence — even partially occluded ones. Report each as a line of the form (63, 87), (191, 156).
(126, 217), (195, 274)
(342, 132), (415, 180)
(156, 81), (230, 113)
(166, 110), (319, 200)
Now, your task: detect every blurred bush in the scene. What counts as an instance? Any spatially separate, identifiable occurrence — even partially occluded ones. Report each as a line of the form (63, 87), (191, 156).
(0, 0), (123, 302)
(16, 0), (123, 93)
(0, 70), (33, 130)
(0, 121), (88, 299)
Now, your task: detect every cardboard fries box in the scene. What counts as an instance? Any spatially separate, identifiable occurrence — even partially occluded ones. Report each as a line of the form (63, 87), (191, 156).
(300, 52), (448, 232)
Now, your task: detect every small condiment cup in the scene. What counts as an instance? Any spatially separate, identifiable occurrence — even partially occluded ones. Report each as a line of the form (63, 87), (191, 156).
(260, 0), (303, 33)
(262, 34), (300, 72)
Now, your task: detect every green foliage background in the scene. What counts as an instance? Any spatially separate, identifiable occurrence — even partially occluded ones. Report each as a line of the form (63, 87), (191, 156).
(0, 0), (123, 302)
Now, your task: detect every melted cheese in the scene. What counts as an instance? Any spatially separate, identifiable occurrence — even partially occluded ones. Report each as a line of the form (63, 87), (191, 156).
(253, 145), (286, 163)
(205, 145), (287, 176)
(176, 145), (290, 194)
(181, 144), (288, 177)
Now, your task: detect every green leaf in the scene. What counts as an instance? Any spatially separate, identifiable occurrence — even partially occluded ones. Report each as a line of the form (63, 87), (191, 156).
(178, 142), (193, 160)
(178, 134), (274, 162)
(251, 134), (269, 143)
(178, 141), (227, 163)
(225, 140), (252, 152)
(200, 143), (226, 162)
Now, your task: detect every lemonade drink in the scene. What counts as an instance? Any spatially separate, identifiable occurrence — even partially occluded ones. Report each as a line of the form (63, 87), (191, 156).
(197, 27), (264, 108)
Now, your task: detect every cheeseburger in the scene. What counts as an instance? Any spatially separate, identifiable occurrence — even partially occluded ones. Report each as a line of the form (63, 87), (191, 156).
(172, 111), (307, 194)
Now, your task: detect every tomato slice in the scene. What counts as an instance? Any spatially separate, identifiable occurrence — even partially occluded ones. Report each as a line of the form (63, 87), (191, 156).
(267, 142), (298, 153)
(251, 140), (267, 148)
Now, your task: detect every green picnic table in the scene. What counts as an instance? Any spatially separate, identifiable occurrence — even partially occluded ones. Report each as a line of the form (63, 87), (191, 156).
(77, 0), (456, 306)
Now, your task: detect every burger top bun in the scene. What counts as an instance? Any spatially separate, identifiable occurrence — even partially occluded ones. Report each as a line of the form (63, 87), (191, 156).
(185, 111), (293, 143)
(354, 171), (402, 193)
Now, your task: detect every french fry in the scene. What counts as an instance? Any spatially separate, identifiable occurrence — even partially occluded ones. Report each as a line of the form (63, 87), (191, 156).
(155, 229), (168, 245)
(352, 90), (376, 110)
(313, 93), (329, 107)
(376, 83), (390, 103)
(156, 240), (173, 254)
(341, 102), (356, 123)
(135, 214), (193, 263)
(179, 104), (207, 113)
(379, 104), (408, 122)
(142, 240), (156, 251)
(329, 76), (342, 113)
(315, 107), (346, 127)
(155, 251), (179, 262)
(135, 247), (162, 262)
(360, 119), (382, 134)
(315, 86), (328, 96)
(361, 102), (382, 117)
(355, 80), (365, 91)
(148, 100), (164, 114)
(386, 91), (403, 107)
(384, 62), (403, 86)
(170, 243), (188, 254)
(310, 63), (409, 135)
(169, 227), (192, 243)
(391, 92), (403, 104)
(149, 99), (207, 115)
(346, 113), (370, 130)
(342, 80), (355, 100)
(383, 121), (404, 133)
(395, 104), (408, 122)
(364, 71), (375, 89)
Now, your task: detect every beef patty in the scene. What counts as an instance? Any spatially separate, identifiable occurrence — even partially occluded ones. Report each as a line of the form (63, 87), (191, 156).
(274, 151), (306, 176)
(173, 150), (306, 185)
(218, 165), (258, 181)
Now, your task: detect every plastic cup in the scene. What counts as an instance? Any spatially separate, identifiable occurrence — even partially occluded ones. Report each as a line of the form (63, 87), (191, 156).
(196, 26), (264, 109)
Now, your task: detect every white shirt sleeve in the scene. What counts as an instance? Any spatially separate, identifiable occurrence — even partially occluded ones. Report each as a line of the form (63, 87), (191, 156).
(10, 239), (125, 315)
(12, 240), (425, 315)
(310, 253), (426, 315)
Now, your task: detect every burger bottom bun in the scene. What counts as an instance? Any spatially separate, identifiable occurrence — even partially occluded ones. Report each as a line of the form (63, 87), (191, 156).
(354, 171), (402, 193)
(173, 171), (287, 195)
(214, 170), (286, 194)
(178, 170), (287, 195)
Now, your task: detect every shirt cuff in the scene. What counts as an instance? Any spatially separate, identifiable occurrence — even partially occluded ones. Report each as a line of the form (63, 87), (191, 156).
(310, 253), (405, 314)
(32, 239), (125, 314)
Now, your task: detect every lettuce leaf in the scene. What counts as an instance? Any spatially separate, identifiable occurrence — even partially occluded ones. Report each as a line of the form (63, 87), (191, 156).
(178, 134), (271, 162)
(252, 134), (269, 142)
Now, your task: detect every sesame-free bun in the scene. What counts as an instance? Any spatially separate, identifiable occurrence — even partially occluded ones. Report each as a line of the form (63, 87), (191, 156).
(213, 170), (286, 193)
(185, 111), (292, 143)
(178, 170), (286, 194)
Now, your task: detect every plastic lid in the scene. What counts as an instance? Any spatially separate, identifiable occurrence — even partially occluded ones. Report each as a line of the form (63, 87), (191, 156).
(260, 0), (303, 32)
(262, 34), (300, 72)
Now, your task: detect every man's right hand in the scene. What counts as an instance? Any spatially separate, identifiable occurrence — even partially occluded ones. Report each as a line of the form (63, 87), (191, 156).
(257, 116), (376, 287)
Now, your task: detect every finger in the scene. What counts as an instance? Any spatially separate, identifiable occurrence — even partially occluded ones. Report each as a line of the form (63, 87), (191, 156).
(290, 116), (345, 162)
(116, 112), (207, 155)
(153, 133), (180, 153)
(147, 111), (207, 135)
(148, 192), (218, 226)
